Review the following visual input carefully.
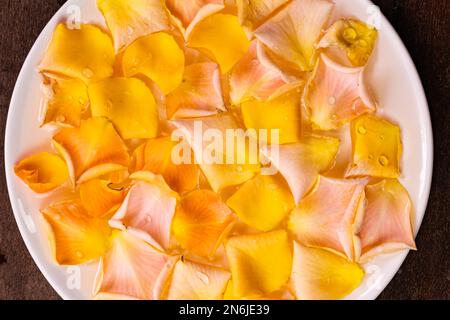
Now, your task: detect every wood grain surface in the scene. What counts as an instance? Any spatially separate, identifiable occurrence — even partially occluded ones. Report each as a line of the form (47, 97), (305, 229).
(0, 0), (448, 300)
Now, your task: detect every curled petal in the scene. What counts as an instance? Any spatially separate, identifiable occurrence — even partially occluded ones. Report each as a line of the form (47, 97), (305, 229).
(236, 0), (289, 30)
(288, 176), (367, 260)
(167, 62), (225, 119)
(166, 0), (224, 39)
(40, 24), (114, 82)
(303, 54), (376, 130)
(359, 179), (416, 262)
(230, 41), (302, 105)
(165, 260), (230, 300)
(88, 77), (159, 140)
(189, 14), (250, 73)
(172, 190), (236, 258)
(346, 115), (402, 179)
(226, 174), (294, 231)
(41, 200), (111, 265)
(14, 152), (69, 193)
(122, 32), (185, 94)
(41, 77), (89, 128)
(131, 137), (200, 194)
(241, 90), (302, 145)
(53, 117), (130, 184)
(94, 230), (179, 300)
(225, 230), (293, 297)
(97, 0), (170, 52)
(263, 136), (340, 204)
(110, 175), (178, 250)
(291, 242), (364, 300)
(318, 19), (378, 67)
(79, 179), (127, 218)
(171, 114), (260, 192)
(255, 0), (334, 72)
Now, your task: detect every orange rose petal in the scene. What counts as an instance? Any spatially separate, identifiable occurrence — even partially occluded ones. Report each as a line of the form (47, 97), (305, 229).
(263, 136), (340, 203)
(172, 114), (260, 192)
(303, 54), (376, 130)
(88, 77), (159, 140)
(188, 13), (250, 73)
(41, 76), (89, 128)
(236, 0), (289, 31)
(255, 0), (334, 72)
(14, 152), (69, 193)
(288, 176), (367, 261)
(172, 190), (236, 258)
(40, 24), (114, 82)
(110, 174), (178, 250)
(97, 0), (170, 52)
(122, 32), (185, 94)
(166, 62), (225, 119)
(94, 230), (179, 300)
(79, 179), (127, 218)
(166, 0), (225, 39)
(41, 199), (111, 265)
(359, 179), (416, 262)
(131, 137), (200, 194)
(165, 259), (230, 300)
(53, 117), (130, 184)
(230, 41), (302, 105)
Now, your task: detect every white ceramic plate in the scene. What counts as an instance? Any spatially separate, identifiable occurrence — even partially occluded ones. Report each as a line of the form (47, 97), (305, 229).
(5, 0), (433, 300)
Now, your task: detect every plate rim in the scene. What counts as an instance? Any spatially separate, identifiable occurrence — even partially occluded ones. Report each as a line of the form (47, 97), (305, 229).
(4, 0), (434, 300)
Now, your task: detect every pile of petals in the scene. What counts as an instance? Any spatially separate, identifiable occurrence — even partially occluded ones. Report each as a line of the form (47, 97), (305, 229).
(14, 0), (417, 300)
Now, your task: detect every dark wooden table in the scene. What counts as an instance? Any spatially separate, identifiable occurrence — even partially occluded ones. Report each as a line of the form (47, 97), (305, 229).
(0, 0), (448, 300)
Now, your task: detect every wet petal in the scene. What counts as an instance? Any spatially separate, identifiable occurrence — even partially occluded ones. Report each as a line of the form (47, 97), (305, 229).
(225, 230), (293, 296)
(131, 137), (200, 194)
(236, 0), (289, 30)
(97, 0), (170, 52)
(94, 230), (179, 300)
(41, 76), (89, 128)
(226, 174), (294, 231)
(166, 62), (225, 119)
(172, 114), (260, 192)
(303, 54), (376, 130)
(288, 176), (367, 260)
(346, 115), (402, 179)
(122, 32), (185, 94)
(41, 199), (111, 265)
(110, 175), (178, 250)
(263, 136), (340, 203)
(79, 179), (127, 218)
(88, 77), (159, 140)
(255, 0), (334, 72)
(40, 24), (114, 82)
(14, 152), (69, 193)
(291, 242), (364, 300)
(53, 117), (130, 184)
(359, 179), (416, 262)
(189, 14), (250, 73)
(166, 0), (224, 39)
(230, 41), (302, 105)
(241, 90), (302, 144)
(172, 190), (236, 258)
(165, 259), (230, 300)
(318, 19), (378, 67)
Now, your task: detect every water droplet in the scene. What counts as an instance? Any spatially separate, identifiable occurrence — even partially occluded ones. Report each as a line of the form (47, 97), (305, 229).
(145, 215), (152, 224)
(358, 39), (368, 48)
(368, 154), (374, 160)
(236, 165), (243, 172)
(196, 271), (210, 285)
(378, 155), (389, 166)
(82, 68), (94, 79)
(328, 96), (336, 105)
(76, 251), (84, 258)
(54, 214), (61, 220)
(56, 115), (66, 123)
(78, 98), (85, 105)
(331, 114), (338, 120)
(127, 26), (134, 36)
(379, 134), (385, 140)
(343, 27), (357, 42)
(357, 126), (367, 135)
